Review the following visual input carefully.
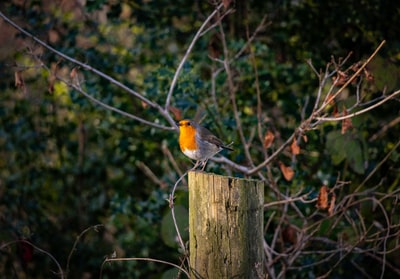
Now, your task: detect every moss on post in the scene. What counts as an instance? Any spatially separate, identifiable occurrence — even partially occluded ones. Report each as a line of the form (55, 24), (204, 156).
(188, 171), (264, 279)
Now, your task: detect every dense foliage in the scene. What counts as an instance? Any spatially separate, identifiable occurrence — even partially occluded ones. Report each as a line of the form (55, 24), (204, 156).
(1, 0), (400, 278)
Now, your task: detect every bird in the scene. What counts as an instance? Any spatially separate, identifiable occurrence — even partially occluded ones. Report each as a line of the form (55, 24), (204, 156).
(178, 119), (233, 170)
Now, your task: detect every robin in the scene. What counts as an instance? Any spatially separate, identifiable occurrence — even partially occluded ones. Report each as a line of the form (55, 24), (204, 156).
(178, 119), (233, 169)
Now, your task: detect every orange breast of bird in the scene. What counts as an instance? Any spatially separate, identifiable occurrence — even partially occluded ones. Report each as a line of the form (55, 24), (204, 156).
(178, 120), (198, 153)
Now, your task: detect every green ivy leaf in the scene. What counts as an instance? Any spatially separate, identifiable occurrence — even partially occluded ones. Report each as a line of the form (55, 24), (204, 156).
(326, 130), (366, 174)
(161, 268), (180, 279)
(326, 130), (347, 165)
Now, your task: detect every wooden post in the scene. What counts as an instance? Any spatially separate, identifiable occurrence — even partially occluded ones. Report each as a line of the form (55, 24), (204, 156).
(188, 171), (264, 279)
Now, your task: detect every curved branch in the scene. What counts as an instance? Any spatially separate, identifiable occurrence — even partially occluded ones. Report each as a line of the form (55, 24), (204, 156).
(60, 75), (175, 130)
(0, 10), (177, 129)
(1, 240), (64, 279)
(101, 257), (190, 278)
(248, 133), (296, 175)
(164, 3), (224, 110)
(66, 225), (104, 275)
(316, 40), (386, 113)
(316, 90), (400, 122)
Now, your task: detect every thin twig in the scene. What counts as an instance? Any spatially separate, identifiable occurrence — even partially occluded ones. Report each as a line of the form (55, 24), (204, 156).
(62, 74), (175, 130)
(1, 240), (64, 279)
(0, 10), (177, 130)
(161, 141), (187, 183)
(264, 192), (316, 208)
(316, 40), (386, 113)
(369, 115), (400, 141)
(66, 225), (104, 277)
(233, 14), (270, 61)
(101, 257), (190, 278)
(218, 14), (255, 168)
(356, 138), (400, 192)
(316, 89), (400, 122)
(246, 15), (269, 161)
(168, 171), (190, 255)
(164, 3), (224, 110)
(136, 161), (167, 188)
(247, 133), (296, 175)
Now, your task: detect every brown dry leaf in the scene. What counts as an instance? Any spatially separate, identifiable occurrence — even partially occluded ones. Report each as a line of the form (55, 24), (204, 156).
(279, 162), (295, 181)
(302, 134), (308, 143)
(208, 33), (222, 59)
(332, 105), (339, 117)
(328, 193), (336, 216)
(316, 185), (329, 210)
(341, 108), (353, 134)
(48, 81), (55, 94)
(15, 71), (24, 88)
(282, 225), (297, 245)
(326, 93), (335, 105)
(350, 61), (362, 72)
(363, 68), (374, 82)
(141, 101), (149, 109)
(168, 106), (182, 121)
(291, 138), (300, 155)
(48, 72), (56, 94)
(263, 130), (275, 148)
(332, 70), (348, 86)
(223, 0), (232, 9)
(70, 67), (79, 80)
(48, 62), (60, 94)
(48, 29), (60, 43)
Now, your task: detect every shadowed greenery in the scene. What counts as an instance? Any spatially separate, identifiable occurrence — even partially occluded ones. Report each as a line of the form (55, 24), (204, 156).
(1, 0), (400, 278)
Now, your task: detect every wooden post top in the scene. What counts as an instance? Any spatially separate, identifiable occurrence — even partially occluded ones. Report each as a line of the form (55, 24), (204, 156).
(188, 171), (265, 279)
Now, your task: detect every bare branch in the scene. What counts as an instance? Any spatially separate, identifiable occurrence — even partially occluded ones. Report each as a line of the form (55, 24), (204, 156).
(1, 240), (64, 279)
(316, 40), (386, 113)
(101, 257), (190, 278)
(66, 225), (104, 276)
(164, 3), (225, 110)
(316, 90), (400, 122)
(218, 14), (255, 167)
(0, 10), (177, 129)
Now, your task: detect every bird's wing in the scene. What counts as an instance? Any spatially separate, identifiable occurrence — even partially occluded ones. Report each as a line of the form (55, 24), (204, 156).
(200, 127), (234, 151)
